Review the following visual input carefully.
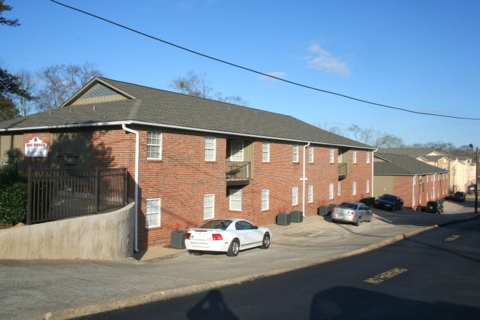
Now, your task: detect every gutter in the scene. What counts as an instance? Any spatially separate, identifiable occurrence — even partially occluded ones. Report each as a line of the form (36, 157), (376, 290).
(122, 124), (140, 253)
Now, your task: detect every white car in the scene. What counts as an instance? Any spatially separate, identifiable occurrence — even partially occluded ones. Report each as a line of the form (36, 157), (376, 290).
(185, 218), (272, 257)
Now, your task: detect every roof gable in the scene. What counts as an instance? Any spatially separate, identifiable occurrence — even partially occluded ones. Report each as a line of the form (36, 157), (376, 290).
(63, 78), (135, 107)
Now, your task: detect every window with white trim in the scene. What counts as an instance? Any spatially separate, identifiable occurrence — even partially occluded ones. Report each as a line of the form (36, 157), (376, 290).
(338, 149), (343, 163)
(261, 189), (269, 211)
(308, 185), (313, 203)
(308, 147), (314, 163)
(147, 132), (162, 160)
(262, 142), (270, 162)
(352, 181), (357, 195)
(352, 150), (357, 164)
(366, 151), (370, 164)
(292, 186), (298, 205)
(338, 181), (342, 196)
(366, 180), (370, 193)
(203, 194), (215, 219)
(292, 144), (299, 163)
(145, 198), (161, 228)
(329, 148), (335, 163)
(329, 183), (334, 199)
(230, 140), (244, 161)
(229, 188), (242, 211)
(205, 136), (216, 161)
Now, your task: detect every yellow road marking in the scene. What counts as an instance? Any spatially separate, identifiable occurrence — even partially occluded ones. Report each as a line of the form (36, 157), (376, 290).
(364, 268), (408, 284)
(445, 235), (461, 241)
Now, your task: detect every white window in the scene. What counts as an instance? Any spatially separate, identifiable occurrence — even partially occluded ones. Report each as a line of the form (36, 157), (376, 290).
(338, 181), (342, 196)
(147, 132), (162, 159)
(205, 136), (216, 161)
(308, 185), (313, 203)
(145, 198), (161, 228)
(329, 183), (334, 200)
(366, 151), (370, 164)
(292, 186), (298, 205)
(352, 150), (357, 164)
(262, 142), (270, 162)
(203, 194), (215, 219)
(329, 148), (335, 163)
(352, 181), (357, 195)
(292, 144), (299, 163)
(308, 147), (314, 163)
(338, 150), (343, 163)
(366, 180), (370, 193)
(261, 189), (269, 210)
(229, 188), (242, 211)
(230, 140), (244, 161)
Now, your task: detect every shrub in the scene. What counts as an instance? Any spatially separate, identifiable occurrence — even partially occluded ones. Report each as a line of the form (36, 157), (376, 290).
(0, 182), (28, 225)
(0, 169), (28, 225)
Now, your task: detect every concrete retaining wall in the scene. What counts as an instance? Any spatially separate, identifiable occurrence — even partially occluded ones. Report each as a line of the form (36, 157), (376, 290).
(0, 202), (135, 260)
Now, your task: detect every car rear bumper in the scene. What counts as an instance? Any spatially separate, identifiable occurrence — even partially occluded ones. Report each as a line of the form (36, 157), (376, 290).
(184, 240), (230, 252)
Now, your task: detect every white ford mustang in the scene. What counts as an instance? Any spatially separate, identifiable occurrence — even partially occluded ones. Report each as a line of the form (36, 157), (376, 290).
(185, 218), (272, 257)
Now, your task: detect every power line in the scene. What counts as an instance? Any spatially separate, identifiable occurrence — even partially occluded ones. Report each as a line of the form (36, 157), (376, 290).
(51, 0), (480, 121)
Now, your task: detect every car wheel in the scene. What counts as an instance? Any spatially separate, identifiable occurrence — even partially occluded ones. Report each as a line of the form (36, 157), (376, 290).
(367, 214), (373, 222)
(227, 239), (240, 257)
(390, 206), (395, 212)
(260, 233), (270, 249)
(332, 219), (337, 223)
(355, 217), (361, 226)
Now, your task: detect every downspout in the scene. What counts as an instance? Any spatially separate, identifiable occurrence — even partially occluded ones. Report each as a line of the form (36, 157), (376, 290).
(122, 124), (140, 253)
(412, 175), (417, 209)
(301, 142), (311, 217)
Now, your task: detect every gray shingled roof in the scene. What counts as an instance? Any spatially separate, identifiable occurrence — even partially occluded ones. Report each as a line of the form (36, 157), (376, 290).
(0, 77), (375, 150)
(374, 152), (448, 176)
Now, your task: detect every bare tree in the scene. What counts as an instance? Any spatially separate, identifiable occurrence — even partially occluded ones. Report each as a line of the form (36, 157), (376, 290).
(170, 71), (248, 106)
(375, 133), (405, 148)
(36, 62), (102, 111)
(14, 69), (36, 116)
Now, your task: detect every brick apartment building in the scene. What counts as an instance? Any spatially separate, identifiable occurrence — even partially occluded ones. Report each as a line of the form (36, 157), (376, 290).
(0, 77), (376, 251)
(374, 152), (449, 210)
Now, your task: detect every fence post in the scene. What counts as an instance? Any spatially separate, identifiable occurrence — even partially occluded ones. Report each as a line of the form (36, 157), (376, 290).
(95, 168), (100, 214)
(27, 167), (32, 225)
(124, 168), (128, 205)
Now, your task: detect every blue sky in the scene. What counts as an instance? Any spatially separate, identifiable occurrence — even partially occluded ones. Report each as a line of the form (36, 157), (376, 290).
(2, 0), (480, 149)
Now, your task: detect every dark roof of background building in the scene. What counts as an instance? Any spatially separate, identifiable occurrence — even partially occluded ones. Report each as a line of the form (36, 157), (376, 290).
(374, 152), (448, 176)
(0, 77), (375, 150)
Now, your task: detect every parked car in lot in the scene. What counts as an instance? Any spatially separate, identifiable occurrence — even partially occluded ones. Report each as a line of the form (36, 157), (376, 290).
(450, 191), (466, 202)
(331, 202), (373, 226)
(467, 185), (477, 193)
(425, 200), (444, 214)
(374, 194), (404, 211)
(184, 218), (271, 257)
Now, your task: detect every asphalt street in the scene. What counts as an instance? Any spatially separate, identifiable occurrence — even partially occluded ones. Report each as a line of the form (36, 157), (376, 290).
(0, 198), (478, 320)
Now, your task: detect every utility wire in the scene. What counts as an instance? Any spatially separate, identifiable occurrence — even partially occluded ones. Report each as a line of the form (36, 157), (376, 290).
(51, 0), (480, 121)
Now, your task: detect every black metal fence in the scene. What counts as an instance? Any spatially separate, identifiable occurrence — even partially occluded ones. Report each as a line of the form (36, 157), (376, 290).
(27, 167), (127, 225)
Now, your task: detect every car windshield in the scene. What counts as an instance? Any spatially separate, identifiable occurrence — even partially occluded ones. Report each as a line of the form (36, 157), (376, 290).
(380, 195), (395, 201)
(199, 220), (232, 230)
(340, 202), (358, 210)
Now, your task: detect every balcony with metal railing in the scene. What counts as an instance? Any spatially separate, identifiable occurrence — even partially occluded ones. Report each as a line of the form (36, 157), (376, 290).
(226, 161), (251, 186)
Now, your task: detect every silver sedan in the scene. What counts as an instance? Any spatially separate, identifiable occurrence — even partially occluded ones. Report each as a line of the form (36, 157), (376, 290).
(331, 202), (373, 226)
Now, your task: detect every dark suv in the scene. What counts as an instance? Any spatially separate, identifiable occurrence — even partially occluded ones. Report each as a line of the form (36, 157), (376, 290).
(374, 194), (404, 211)
(451, 191), (466, 202)
(425, 200), (443, 214)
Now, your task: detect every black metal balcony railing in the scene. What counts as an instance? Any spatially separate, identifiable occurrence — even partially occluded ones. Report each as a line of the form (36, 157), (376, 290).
(226, 161), (251, 180)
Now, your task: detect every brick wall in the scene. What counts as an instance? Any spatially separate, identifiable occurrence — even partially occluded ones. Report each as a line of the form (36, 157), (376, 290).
(15, 128), (374, 250)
